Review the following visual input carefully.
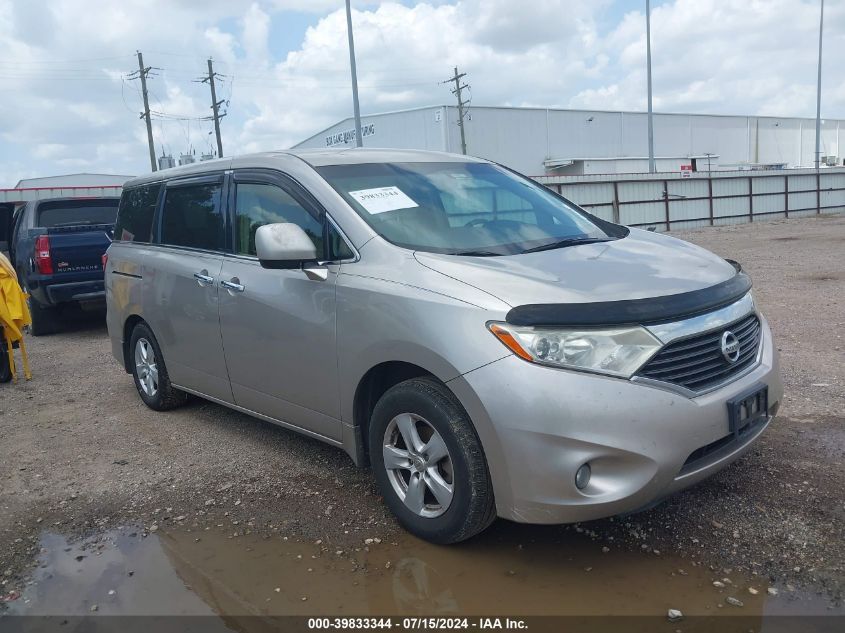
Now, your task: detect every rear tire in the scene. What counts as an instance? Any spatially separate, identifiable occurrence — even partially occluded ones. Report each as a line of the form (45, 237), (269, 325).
(28, 298), (61, 336)
(129, 322), (188, 411)
(0, 336), (11, 383)
(369, 377), (496, 544)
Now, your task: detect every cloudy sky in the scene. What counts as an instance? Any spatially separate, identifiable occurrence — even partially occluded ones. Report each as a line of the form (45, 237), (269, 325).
(1, 0), (842, 187)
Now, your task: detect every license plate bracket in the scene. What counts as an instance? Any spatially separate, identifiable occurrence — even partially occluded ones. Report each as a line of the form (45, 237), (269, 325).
(728, 384), (769, 439)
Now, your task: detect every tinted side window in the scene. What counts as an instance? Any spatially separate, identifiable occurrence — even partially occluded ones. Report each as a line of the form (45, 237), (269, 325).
(114, 184), (161, 242)
(160, 182), (225, 251)
(10, 206), (23, 242)
(0, 204), (12, 245)
(10, 206), (23, 244)
(234, 182), (323, 256)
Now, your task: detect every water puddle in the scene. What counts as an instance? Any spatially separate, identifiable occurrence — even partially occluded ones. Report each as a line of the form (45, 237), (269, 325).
(4, 523), (841, 623)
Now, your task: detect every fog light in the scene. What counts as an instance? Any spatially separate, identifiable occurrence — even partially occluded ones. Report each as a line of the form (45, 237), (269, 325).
(575, 463), (591, 490)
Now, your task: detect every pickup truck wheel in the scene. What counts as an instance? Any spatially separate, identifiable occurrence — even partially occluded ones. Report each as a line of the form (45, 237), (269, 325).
(28, 298), (61, 337)
(129, 323), (188, 411)
(369, 377), (496, 544)
(0, 337), (11, 383)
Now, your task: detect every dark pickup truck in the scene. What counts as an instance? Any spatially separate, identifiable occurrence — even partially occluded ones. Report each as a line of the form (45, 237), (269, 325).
(8, 197), (120, 335)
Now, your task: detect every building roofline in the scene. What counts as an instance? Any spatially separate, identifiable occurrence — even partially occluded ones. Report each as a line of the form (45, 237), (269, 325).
(294, 117), (355, 146)
(296, 105), (844, 148)
(292, 105), (451, 148)
(14, 173), (135, 188)
(461, 104), (844, 121)
(548, 154), (722, 162)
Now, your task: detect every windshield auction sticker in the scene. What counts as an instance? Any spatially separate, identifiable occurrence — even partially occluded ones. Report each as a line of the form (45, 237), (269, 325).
(348, 187), (419, 214)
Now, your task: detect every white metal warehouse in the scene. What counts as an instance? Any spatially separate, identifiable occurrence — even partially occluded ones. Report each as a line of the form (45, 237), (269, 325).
(293, 105), (845, 176)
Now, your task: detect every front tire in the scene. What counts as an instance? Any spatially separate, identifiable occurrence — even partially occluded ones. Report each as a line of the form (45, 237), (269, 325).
(129, 322), (188, 411)
(369, 377), (496, 544)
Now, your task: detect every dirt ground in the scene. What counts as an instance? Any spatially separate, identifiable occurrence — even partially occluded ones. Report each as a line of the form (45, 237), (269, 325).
(1, 214), (843, 609)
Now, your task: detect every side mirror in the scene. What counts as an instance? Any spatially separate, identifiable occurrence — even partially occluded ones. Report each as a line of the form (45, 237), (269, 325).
(255, 223), (317, 269)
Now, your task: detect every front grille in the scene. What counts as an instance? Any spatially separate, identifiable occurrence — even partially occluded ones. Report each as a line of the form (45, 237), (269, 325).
(637, 313), (761, 393)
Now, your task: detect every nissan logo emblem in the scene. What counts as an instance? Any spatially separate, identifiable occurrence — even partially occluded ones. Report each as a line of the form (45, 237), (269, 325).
(721, 331), (741, 363)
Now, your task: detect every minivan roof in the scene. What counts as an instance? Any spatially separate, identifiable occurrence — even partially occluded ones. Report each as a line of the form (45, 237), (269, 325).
(122, 148), (488, 189)
(286, 148), (487, 167)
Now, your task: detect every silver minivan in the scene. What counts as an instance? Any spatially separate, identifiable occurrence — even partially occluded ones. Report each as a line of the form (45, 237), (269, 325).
(106, 149), (782, 543)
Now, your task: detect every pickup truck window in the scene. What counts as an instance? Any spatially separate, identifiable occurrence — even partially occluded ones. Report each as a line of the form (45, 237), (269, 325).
(114, 184), (161, 243)
(37, 199), (119, 228)
(160, 183), (225, 251)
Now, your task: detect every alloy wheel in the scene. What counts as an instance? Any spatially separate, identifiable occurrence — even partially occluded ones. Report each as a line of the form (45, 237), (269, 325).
(134, 338), (159, 397)
(383, 413), (454, 518)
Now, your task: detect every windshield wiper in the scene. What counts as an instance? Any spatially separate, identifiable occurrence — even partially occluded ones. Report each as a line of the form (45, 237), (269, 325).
(520, 237), (612, 254)
(450, 250), (503, 257)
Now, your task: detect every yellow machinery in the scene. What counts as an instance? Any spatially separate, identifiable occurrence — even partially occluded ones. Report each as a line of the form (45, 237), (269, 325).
(0, 252), (32, 382)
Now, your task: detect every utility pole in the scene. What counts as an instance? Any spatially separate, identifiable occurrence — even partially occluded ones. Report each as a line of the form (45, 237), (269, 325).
(814, 0), (824, 169)
(345, 0), (363, 148)
(646, 0), (655, 173)
(442, 67), (470, 154)
(200, 58), (225, 158)
(129, 51), (157, 172)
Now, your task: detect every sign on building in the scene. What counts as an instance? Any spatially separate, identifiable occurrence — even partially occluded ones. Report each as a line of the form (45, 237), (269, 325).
(680, 164), (693, 178)
(325, 124), (376, 147)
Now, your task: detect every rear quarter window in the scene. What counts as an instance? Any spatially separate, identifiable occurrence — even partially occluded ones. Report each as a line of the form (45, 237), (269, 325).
(37, 199), (120, 228)
(114, 184), (162, 243)
(160, 182), (225, 251)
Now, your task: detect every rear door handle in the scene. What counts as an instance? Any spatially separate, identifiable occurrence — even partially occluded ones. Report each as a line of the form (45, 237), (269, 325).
(194, 271), (215, 286)
(221, 279), (245, 293)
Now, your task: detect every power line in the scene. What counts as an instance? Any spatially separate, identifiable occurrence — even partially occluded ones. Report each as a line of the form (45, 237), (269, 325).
(150, 111), (215, 121)
(0, 73), (117, 81)
(1, 53), (135, 64)
(119, 76), (139, 115)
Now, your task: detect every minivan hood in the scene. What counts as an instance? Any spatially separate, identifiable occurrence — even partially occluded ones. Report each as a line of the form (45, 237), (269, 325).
(414, 228), (739, 309)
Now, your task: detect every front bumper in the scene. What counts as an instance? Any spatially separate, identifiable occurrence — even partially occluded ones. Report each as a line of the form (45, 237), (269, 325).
(447, 315), (783, 524)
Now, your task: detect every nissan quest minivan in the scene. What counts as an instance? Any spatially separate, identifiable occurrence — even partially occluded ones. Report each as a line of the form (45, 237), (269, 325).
(105, 149), (782, 543)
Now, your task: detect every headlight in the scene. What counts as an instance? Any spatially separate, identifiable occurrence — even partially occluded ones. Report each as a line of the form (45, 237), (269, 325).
(488, 322), (662, 378)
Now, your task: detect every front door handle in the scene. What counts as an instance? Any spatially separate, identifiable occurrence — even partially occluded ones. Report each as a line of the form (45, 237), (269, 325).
(194, 271), (215, 286)
(221, 278), (245, 293)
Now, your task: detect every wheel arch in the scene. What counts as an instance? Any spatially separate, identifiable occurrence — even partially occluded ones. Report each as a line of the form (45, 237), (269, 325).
(122, 314), (146, 373)
(352, 361), (437, 467)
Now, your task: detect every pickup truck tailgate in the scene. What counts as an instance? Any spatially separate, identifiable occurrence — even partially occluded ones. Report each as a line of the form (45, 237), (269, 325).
(45, 224), (112, 274)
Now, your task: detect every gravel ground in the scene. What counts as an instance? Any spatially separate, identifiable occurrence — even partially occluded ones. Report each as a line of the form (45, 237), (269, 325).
(1, 214), (843, 607)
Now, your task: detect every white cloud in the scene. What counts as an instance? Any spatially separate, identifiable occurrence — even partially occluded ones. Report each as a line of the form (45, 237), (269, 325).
(571, 0), (844, 115)
(241, 3), (271, 63)
(0, 0), (843, 186)
(32, 144), (71, 160)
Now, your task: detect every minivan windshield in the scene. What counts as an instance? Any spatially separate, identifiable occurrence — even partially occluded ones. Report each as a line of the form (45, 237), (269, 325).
(317, 162), (619, 255)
